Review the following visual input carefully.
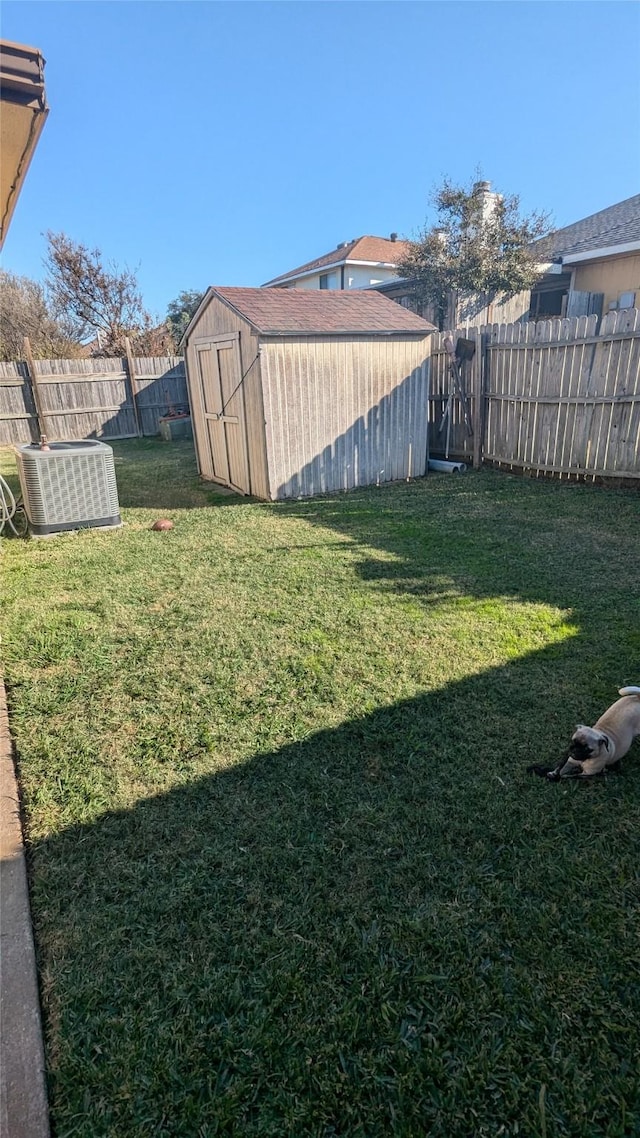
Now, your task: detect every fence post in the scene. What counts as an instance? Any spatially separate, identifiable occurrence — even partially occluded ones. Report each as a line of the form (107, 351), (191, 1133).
(22, 336), (47, 441)
(124, 337), (143, 437)
(472, 331), (488, 469)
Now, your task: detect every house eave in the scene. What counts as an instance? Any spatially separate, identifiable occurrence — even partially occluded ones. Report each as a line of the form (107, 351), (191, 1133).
(561, 240), (640, 265)
(262, 260), (346, 287)
(536, 262), (564, 275)
(262, 259), (401, 289)
(0, 38), (49, 249)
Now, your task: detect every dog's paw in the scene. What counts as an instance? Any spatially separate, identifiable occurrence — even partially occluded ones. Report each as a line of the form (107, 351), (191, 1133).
(527, 763), (557, 779)
(563, 760), (586, 779)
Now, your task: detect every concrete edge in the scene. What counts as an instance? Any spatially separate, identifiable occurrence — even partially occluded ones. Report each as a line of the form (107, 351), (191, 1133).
(0, 676), (51, 1138)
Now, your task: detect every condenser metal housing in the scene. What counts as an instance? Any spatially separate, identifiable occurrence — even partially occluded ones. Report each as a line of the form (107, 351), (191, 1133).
(15, 440), (121, 536)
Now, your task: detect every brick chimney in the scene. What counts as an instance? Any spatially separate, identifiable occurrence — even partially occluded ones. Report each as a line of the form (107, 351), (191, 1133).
(473, 180), (501, 222)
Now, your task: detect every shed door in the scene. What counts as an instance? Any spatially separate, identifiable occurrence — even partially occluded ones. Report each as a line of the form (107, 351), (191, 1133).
(194, 337), (250, 494)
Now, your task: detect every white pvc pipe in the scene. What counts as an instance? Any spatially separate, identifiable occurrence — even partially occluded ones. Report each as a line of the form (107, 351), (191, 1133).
(428, 459), (468, 474)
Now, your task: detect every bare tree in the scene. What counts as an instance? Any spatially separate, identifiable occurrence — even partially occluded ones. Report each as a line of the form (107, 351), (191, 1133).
(128, 314), (177, 356)
(44, 231), (157, 356)
(0, 269), (82, 360)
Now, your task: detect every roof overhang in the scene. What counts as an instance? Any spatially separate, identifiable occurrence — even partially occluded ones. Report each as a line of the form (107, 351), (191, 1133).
(263, 260), (345, 287)
(0, 39), (49, 248)
(263, 259), (401, 289)
(371, 277), (414, 292)
(560, 240), (640, 265)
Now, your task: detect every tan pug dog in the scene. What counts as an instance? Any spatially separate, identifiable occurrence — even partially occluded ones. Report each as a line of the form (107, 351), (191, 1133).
(530, 687), (640, 780)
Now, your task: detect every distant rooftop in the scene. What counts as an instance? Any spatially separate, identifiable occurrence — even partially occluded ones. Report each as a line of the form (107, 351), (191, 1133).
(262, 235), (409, 287)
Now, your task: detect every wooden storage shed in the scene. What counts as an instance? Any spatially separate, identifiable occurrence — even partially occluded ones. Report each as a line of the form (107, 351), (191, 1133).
(182, 287), (435, 500)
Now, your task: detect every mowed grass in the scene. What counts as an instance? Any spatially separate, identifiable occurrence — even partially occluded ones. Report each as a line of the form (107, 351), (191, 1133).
(1, 438), (639, 1137)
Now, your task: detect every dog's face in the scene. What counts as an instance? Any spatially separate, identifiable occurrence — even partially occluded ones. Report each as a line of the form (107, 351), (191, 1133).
(569, 726), (610, 763)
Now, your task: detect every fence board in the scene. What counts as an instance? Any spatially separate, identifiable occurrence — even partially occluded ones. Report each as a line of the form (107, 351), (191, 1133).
(431, 312), (639, 479)
(475, 309), (639, 479)
(0, 355), (187, 444)
(4, 324), (639, 481)
(428, 333), (478, 462)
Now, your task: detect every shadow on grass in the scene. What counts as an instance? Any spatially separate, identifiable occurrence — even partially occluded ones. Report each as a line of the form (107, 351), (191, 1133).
(30, 642), (640, 1137)
(17, 466), (640, 1135)
(270, 471), (640, 695)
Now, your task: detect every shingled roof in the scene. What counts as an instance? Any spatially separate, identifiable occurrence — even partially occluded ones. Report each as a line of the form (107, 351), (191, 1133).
(532, 194), (640, 260)
(262, 235), (409, 287)
(204, 286), (434, 336)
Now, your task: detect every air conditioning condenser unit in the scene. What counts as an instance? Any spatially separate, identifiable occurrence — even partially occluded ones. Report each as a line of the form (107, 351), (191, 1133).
(15, 440), (122, 536)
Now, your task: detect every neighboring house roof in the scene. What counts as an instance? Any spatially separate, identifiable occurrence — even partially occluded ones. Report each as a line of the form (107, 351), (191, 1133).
(262, 235), (409, 287)
(372, 194), (640, 303)
(185, 286), (435, 341)
(0, 39), (49, 248)
(532, 194), (640, 261)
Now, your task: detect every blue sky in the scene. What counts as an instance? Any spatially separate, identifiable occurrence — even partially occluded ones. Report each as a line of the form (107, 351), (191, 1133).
(2, 1), (639, 319)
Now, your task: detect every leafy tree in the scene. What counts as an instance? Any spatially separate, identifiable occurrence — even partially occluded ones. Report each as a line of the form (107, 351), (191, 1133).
(44, 231), (167, 356)
(166, 289), (206, 347)
(0, 269), (82, 360)
(397, 178), (552, 329)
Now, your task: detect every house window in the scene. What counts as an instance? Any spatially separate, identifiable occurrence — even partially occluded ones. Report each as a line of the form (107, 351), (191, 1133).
(618, 291), (636, 310)
(529, 288), (566, 319)
(529, 273), (571, 320)
(319, 272), (336, 290)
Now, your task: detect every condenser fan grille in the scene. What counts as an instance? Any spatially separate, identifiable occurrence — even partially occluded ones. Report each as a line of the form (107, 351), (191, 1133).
(15, 441), (121, 535)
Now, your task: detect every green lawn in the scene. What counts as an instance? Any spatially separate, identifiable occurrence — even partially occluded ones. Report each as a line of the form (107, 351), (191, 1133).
(1, 438), (639, 1137)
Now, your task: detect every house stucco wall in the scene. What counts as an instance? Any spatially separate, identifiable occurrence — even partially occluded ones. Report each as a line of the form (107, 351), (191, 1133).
(571, 252), (640, 312)
(284, 264), (401, 290)
(346, 265), (399, 289)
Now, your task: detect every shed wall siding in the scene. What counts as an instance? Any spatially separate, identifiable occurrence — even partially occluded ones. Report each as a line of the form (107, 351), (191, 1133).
(185, 296), (269, 499)
(260, 336), (430, 500)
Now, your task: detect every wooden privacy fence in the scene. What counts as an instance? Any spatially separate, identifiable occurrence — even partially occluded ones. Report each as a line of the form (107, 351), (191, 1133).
(429, 308), (640, 480)
(2, 316), (638, 481)
(0, 344), (188, 445)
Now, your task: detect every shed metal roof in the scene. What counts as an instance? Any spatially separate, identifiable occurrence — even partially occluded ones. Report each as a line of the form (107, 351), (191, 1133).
(196, 286), (435, 337)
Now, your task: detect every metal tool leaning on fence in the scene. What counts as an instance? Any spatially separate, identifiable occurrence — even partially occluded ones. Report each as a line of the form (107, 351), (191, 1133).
(437, 335), (475, 458)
